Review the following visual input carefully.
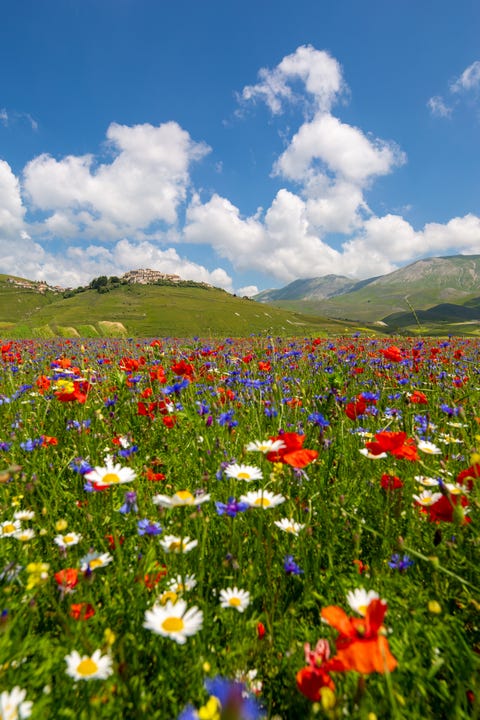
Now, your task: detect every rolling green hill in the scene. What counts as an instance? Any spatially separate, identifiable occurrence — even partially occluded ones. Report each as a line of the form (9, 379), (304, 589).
(0, 275), (380, 338)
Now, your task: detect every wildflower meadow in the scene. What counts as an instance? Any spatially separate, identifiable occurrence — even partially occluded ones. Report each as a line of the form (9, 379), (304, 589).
(0, 335), (479, 719)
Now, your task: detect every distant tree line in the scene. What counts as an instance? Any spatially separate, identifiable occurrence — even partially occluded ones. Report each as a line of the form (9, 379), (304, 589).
(62, 276), (226, 298)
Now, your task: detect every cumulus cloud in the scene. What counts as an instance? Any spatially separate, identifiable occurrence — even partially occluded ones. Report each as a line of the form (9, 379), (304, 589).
(275, 114), (405, 185)
(23, 121), (210, 240)
(0, 160), (26, 236)
(240, 45), (344, 114)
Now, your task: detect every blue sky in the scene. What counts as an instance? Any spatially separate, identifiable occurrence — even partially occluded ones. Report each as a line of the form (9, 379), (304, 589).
(1, 0), (479, 294)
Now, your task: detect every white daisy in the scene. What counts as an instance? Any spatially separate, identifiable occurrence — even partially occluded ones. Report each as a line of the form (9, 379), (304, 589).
(359, 448), (388, 459)
(159, 535), (198, 553)
(219, 587), (251, 613)
(54, 532), (82, 549)
(444, 482), (468, 496)
(0, 686), (32, 719)
(413, 490), (443, 506)
(240, 489), (285, 509)
(415, 475), (441, 487)
(224, 464), (263, 482)
(65, 649), (113, 681)
(143, 599), (203, 644)
(274, 518), (305, 535)
(417, 440), (442, 455)
(14, 528), (35, 542)
(245, 439), (286, 454)
(0, 520), (21, 538)
(167, 574), (197, 593)
(84, 455), (136, 488)
(152, 490), (210, 508)
(346, 588), (380, 616)
(79, 552), (113, 572)
(13, 510), (35, 521)
(437, 433), (463, 444)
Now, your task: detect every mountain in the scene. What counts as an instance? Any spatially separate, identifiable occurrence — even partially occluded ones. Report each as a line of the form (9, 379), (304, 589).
(254, 275), (373, 302)
(253, 255), (480, 333)
(0, 273), (378, 338)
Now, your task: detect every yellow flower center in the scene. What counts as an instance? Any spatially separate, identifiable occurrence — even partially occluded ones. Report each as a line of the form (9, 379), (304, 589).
(76, 658), (99, 677)
(89, 558), (103, 569)
(162, 616), (184, 633)
(237, 472), (251, 480)
(175, 490), (194, 503)
(358, 604), (367, 616)
(254, 497), (271, 507)
(102, 473), (120, 484)
(2, 523), (15, 534)
(160, 591), (178, 605)
(169, 541), (182, 552)
(56, 379), (75, 393)
(228, 597), (242, 607)
(64, 534), (75, 543)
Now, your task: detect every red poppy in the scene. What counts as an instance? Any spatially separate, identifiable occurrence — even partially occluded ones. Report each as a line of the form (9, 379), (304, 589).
(456, 463), (480, 491)
(380, 346), (403, 362)
(366, 431), (419, 461)
(55, 568), (79, 591)
(423, 494), (470, 524)
(70, 602), (95, 620)
(296, 639), (342, 701)
(266, 432), (318, 468)
(171, 360), (195, 378)
(380, 474), (403, 491)
(345, 397), (366, 420)
(321, 600), (397, 674)
(145, 468), (166, 482)
(407, 390), (428, 404)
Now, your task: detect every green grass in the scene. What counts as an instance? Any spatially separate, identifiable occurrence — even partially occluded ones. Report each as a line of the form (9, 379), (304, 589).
(0, 280), (378, 337)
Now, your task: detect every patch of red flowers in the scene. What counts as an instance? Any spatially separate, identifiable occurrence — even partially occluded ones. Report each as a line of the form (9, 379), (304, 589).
(266, 432), (318, 468)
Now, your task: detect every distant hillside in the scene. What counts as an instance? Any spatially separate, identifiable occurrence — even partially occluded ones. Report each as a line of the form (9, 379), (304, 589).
(252, 255), (480, 334)
(0, 273), (379, 338)
(254, 275), (372, 302)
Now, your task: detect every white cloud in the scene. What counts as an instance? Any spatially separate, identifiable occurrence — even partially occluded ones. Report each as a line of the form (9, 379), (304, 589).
(451, 60), (480, 93)
(0, 160), (25, 236)
(236, 285), (259, 297)
(0, 109), (7, 125)
(23, 121), (210, 239)
(241, 45), (344, 114)
(275, 113), (405, 185)
(427, 95), (452, 118)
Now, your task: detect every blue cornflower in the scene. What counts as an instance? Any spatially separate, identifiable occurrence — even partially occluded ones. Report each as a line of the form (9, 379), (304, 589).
(118, 444), (138, 458)
(283, 555), (303, 576)
(307, 412), (329, 427)
(69, 458), (94, 475)
(119, 491), (138, 514)
(204, 676), (265, 720)
(388, 553), (414, 572)
(218, 410), (238, 428)
(440, 404), (460, 417)
(164, 378), (190, 394)
(137, 519), (162, 536)
(215, 497), (249, 518)
(20, 437), (43, 451)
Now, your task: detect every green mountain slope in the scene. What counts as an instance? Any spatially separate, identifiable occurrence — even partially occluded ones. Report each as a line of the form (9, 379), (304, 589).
(253, 255), (480, 327)
(0, 276), (380, 338)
